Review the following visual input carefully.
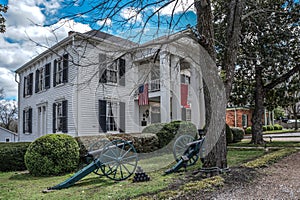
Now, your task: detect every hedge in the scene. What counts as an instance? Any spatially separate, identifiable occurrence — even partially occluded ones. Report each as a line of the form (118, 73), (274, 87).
(226, 124), (233, 144)
(230, 127), (245, 143)
(142, 121), (198, 148)
(245, 126), (252, 135)
(25, 134), (80, 176)
(0, 142), (31, 172)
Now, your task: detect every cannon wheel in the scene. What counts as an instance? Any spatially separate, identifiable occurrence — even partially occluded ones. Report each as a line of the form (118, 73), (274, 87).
(100, 140), (138, 181)
(173, 135), (199, 166)
(88, 139), (110, 176)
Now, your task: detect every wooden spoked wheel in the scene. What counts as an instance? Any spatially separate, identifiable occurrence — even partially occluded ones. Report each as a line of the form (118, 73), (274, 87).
(88, 139), (110, 176)
(173, 135), (199, 166)
(100, 140), (138, 181)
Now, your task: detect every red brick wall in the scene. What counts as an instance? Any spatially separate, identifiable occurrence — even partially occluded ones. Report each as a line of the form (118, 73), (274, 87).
(226, 108), (253, 128)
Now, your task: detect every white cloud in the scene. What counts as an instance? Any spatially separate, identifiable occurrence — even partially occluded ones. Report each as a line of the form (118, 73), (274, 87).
(0, 67), (18, 99)
(0, 0), (91, 99)
(157, 0), (195, 16)
(97, 18), (112, 27)
(120, 7), (143, 24)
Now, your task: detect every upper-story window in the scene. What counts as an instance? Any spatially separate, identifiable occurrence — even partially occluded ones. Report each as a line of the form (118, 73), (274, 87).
(35, 63), (51, 93)
(23, 73), (33, 97)
(99, 54), (125, 86)
(181, 74), (190, 84)
(53, 54), (68, 87)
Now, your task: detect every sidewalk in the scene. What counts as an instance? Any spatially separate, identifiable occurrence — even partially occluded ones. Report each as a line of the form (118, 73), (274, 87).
(244, 132), (300, 141)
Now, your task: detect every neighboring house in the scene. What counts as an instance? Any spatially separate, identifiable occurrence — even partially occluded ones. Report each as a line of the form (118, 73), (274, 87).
(0, 126), (17, 142)
(226, 107), (253, 129)
(226, 106), (274, 129)
(15, 30), (206, 142)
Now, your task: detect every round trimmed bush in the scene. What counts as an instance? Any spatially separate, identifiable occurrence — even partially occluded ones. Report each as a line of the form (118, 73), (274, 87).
(267, 125), (274, 131)
(226, 124), (233, 144)
(25, 134), (80, 176)
(263, 126), (267, 131)
(230, 127), (245, 143)
(274, 124), (283, 130)
(245, 126), (252, 135)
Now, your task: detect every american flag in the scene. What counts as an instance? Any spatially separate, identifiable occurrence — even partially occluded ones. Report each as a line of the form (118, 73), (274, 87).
(181, 84), (188, 107)
(138, 83), (149, 105)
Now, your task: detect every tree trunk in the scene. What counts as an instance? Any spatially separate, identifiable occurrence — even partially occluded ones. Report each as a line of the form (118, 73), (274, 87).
(195, 0), (243, 170)
(251, 66), (265, 144)
(293, 105), (298, 130)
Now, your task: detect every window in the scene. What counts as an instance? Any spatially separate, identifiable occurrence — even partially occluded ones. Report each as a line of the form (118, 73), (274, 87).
(23, 108), (32, 133)
(181, 74), (190, 84)
(53, 54), (68, 86)
(98, 100), (125, 133)
(99, 56), (126, 86)
(186, 108), (191, 121)
(23, 73), (33, 97)
(35, 63), (51, 93)
(107, 101), (118, 131)
(242, 114), (248, 128)
(53, 100), (68, 133)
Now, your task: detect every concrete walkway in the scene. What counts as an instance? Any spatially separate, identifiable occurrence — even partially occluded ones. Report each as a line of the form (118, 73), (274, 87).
(244, 132), (300, 141)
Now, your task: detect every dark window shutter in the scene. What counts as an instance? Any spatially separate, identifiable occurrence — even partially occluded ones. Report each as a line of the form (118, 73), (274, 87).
(99, 53), (107, 83)
(28, 73), (33, 95)
(23, 110), (25, 133)
(119, 102), (125, 133)
(53, 60), (57, 87)
(63, 54), (68, 83)
(53, 103), (57, 133)
(119, 58), (126, 86)
(181, 108), (186, 121)
(28, 108), (32, 133)
(23, 77), (26, 97)
(45, 63), (51, 89)
(62, 100), (68, 133)
(35, 69), (40, 93)
(99, 100), (107, 133)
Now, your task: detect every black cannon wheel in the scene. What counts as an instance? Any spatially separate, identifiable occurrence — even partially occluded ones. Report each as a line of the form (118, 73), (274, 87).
(173, 135), (199, 166)
(100, 140), (138, 181)
(88, 139), (110, 176)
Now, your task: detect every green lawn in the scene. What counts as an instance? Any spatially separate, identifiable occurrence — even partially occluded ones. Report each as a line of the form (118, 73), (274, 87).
(0, 148), (267, 200)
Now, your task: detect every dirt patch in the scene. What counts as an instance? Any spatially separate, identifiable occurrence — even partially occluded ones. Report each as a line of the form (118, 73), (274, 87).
(176, 151), (300, 199)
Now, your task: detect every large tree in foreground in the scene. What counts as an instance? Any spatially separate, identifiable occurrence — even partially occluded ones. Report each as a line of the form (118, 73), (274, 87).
(38, 0), (244, 170)
(231, 0), (300, 144)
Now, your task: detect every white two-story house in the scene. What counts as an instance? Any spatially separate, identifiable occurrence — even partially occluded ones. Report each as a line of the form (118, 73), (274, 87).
(16, 30), (206, 142)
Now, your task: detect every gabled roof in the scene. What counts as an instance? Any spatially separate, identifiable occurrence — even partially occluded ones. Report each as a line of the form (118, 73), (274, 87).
(15, 30), (138, 74)
(0, 126), (17, 136)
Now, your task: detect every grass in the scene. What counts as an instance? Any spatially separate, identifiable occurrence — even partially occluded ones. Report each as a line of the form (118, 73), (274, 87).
(0, 148), (265, 200)
(242, 148), (298, 168)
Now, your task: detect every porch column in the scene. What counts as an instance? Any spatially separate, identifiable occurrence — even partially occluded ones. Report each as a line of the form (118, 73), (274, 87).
(190, 66), (206, 129)
(160, 52), (171, 123)
(171, 55), (181, 121)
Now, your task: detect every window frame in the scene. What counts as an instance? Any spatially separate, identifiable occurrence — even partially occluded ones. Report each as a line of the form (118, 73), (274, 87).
(23, 108), (32, 134)
(53, 100), (68, 133)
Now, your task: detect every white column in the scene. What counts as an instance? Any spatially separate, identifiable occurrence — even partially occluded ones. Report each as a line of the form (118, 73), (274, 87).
(160, 52), (171, 123)
(171, 55), (181, 121)
(190, 66), (206, 129)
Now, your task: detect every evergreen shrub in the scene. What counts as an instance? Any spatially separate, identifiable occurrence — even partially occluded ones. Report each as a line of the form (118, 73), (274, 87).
(0, 142), (31, 171)
(230, 127), (245, 143)
(226, 124), (233, 144)
(245, 126), (252, 135)
(25, 134), (79, 176)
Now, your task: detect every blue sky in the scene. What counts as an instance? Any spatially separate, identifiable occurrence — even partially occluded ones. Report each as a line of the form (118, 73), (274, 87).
(0, 0), (196, 100)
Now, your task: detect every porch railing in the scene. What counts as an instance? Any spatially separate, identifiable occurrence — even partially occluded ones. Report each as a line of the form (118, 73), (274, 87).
(149, 79), (160, 92)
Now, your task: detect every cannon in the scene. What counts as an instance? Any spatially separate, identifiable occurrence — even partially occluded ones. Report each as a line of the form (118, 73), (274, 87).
(48, 139), (138, 190)
(165, 131), (205, 174)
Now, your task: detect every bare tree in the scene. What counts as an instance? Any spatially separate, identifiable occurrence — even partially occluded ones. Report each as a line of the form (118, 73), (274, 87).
(0, 4), (8, 33)
(0, 90), (18, 131)
(30, 0), (245, 171)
